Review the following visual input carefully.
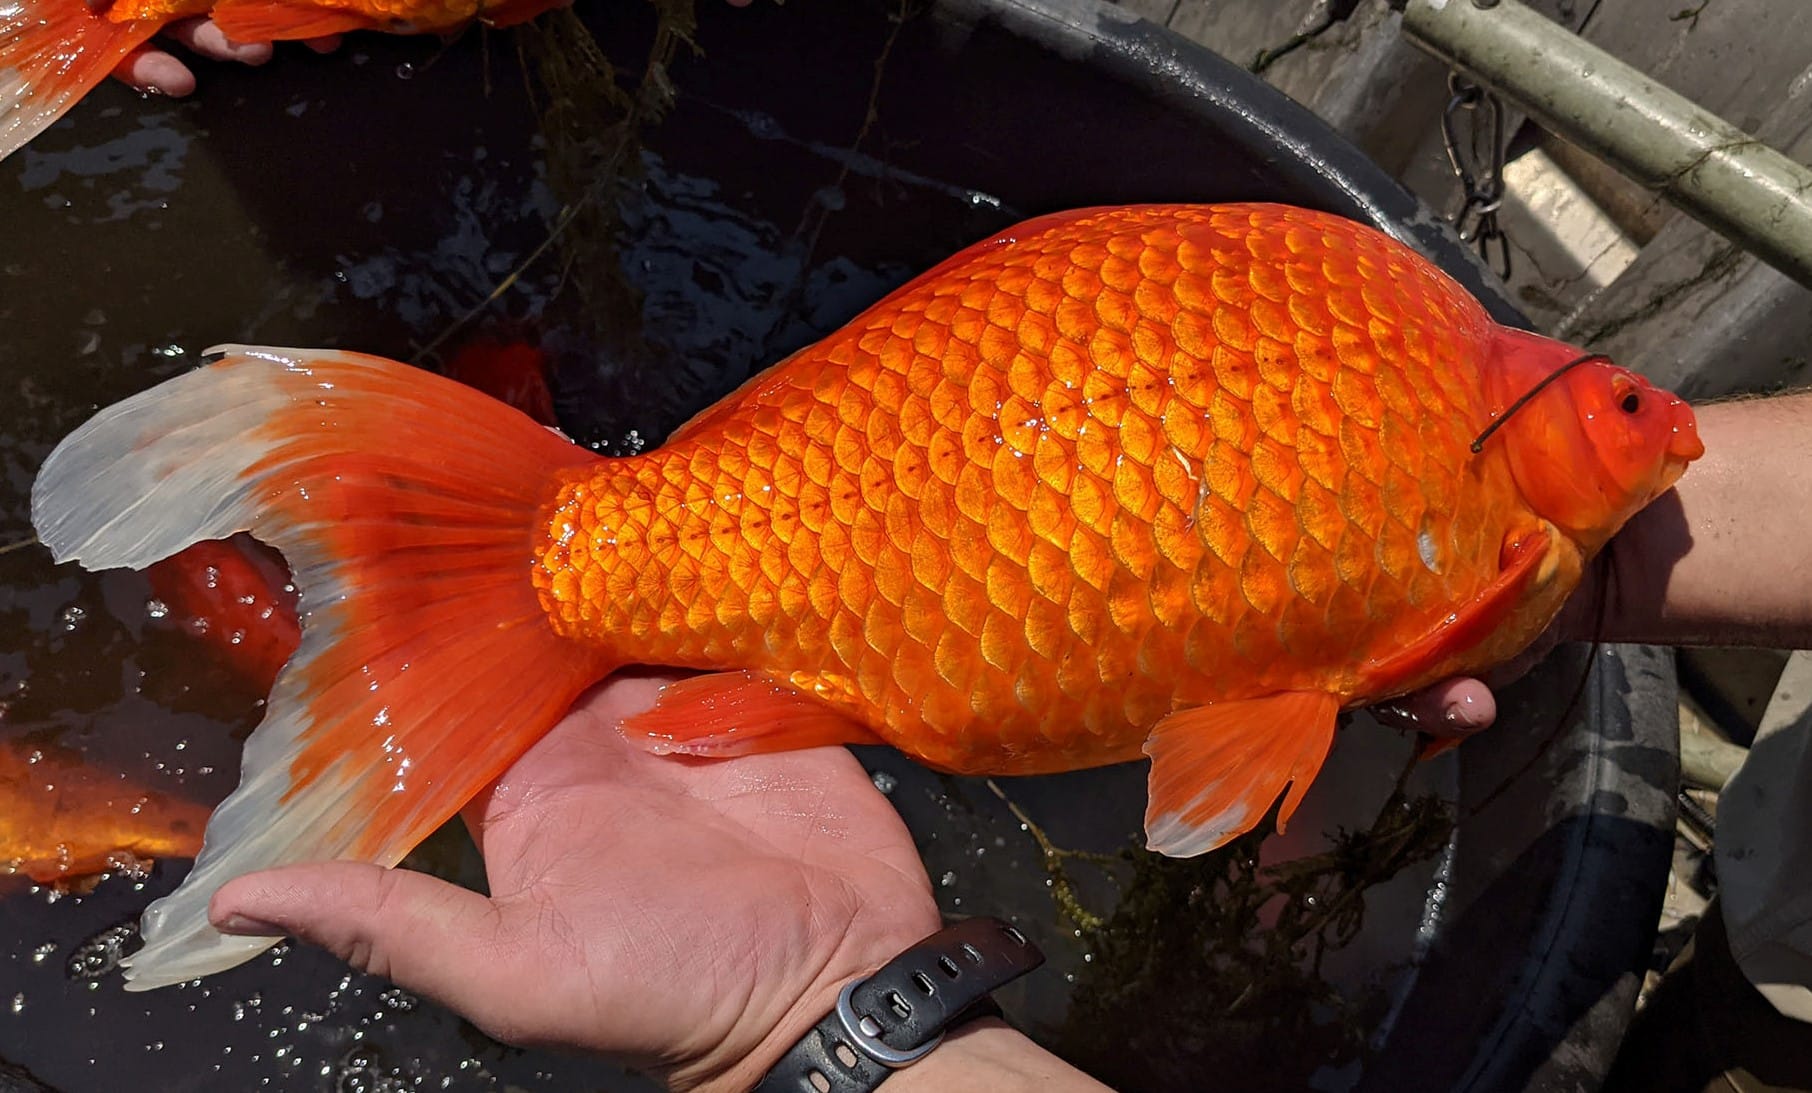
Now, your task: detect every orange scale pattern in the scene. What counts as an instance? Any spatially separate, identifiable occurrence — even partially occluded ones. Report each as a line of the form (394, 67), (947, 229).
(531, 204), (1533, 775)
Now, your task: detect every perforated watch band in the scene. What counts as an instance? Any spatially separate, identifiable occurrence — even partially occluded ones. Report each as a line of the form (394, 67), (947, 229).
(754, 917), (1045, 1093)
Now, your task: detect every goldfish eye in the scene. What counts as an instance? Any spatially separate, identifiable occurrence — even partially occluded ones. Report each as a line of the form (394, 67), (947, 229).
(1619, 390), (1641, 414)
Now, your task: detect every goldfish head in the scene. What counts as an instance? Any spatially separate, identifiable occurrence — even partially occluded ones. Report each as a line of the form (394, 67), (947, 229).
(1482, 328), (1704, 550)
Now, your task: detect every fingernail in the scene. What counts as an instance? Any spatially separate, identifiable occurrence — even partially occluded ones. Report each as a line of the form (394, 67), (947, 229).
(1443, 696), (1479, 730)
(214, 912), (286, 936)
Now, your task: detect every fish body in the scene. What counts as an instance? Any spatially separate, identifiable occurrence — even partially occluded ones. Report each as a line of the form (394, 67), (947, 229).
(532, 205), (1589, 777)
(0, 0), (561, 163)
(29, 202), (1703, 989)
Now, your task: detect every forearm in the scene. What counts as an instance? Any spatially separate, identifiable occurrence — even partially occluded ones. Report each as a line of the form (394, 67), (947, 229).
(1596, 390), (1812, 648)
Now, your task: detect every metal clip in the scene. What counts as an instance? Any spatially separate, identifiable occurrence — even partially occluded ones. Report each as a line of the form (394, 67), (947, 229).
(1440, 71), (1512, 280)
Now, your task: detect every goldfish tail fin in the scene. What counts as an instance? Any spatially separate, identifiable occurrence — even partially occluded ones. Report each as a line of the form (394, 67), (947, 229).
(31, 345), (610, 990)
(1, 0), (164, 161)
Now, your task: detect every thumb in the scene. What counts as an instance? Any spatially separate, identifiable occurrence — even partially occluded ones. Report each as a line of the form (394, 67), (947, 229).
(210, 862), (506, 1013)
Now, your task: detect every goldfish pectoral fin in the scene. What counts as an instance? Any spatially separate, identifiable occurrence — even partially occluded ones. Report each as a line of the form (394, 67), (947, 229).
(1, 0), (164, 162)
(31, 344), (610, 990)
(1362, 525), (1556, 691)
(620, 670), (886, 758)
(1141, 691), (1341, 858)
(208, 0), (380, 41)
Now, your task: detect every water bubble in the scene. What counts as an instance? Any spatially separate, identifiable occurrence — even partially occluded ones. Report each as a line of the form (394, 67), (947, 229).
(30, 942), (56, 964)
(76, 329), (102, 355)
(376, 988), (416, 1013)
(939, 871), (956, 888)
(145, 598), (170, 619)
(870, 771), (898, 795)
(9, 993), (22, 1014)
(152, 343), (184, 358)
(394, 63), (414, 80)
(58, 605), (85, 631)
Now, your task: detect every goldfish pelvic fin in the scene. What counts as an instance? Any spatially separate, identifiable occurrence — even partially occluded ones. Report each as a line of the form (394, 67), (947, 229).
(1, 0), (164, 161)
(1141, 691), (1340, 858)
(1415, 734), (1464, 762)
(1362, 524), (1555, 693)
(621, 670), (886, 757)
(32, 344), (608, 990)
(208, 0), (380, 42)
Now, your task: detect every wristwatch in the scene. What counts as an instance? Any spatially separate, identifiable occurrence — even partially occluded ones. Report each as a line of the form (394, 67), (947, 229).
(754, 916), (1046, 1093)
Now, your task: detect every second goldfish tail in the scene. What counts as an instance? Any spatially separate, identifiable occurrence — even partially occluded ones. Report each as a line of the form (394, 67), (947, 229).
(1, 0), (164, 161)
(32, 345), (610, 990)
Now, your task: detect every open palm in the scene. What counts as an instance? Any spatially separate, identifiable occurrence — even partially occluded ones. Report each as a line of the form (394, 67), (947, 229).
(210, 672), (941, 1091)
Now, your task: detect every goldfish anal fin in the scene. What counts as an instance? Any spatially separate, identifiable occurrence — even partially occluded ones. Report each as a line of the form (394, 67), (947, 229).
(32, 344), (609, 990)
(208, 1), (379, 42)
(621, 670), (886, 757)
(1142, 691), (1340, 858)
(1, 0), (164, 161)
(1362, 525), (1555, 694)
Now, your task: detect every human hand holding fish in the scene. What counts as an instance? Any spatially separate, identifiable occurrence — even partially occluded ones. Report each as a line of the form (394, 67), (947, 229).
(205, 671), (1108, 1092)
(1, 0), (757, 163)
(107, 19), (341, 99)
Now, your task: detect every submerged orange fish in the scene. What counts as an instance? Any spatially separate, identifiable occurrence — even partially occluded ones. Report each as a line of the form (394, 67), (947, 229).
(0, 0), (563, 162)
(30, 202), (1702, 989)
(0, 741), (212, 885)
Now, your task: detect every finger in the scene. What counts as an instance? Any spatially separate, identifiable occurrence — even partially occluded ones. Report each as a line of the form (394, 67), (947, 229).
(110, 47), (197, 96)
(1371, 677), (1497, 739)
(162, 17), (274, 64)
(210, 862), (509, 1011)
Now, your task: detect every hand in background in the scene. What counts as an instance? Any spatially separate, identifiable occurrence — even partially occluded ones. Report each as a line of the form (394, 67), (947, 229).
(111, 22), (341, 97)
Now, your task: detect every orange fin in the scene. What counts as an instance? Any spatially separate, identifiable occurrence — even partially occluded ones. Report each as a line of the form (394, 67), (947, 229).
(622, 670), (886, 757)
(31, 344), (608, 990)
(208, 1), (380, 42)
(1142, 692), (1340, 857)
(1363, 525), (1555, 693)
(1, 0), (165, 161)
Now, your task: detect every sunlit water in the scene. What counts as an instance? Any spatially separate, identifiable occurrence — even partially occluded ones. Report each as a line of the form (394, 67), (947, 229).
(0, 8), (1459, 1090)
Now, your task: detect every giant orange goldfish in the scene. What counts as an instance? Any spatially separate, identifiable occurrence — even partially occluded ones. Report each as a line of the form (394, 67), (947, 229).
(0, 0), (564, 162)
(29, 203), (1703, 990)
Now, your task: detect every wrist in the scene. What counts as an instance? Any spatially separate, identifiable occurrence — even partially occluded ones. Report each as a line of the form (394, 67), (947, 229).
(880, 1018), (1111, 1093)
(704, 917), (1052, 1093)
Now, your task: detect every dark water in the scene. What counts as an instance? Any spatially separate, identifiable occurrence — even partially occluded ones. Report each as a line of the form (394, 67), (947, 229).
(0, 4), (1460, 1089)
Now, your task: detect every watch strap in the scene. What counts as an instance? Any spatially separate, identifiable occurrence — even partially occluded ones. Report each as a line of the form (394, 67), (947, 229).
(754, 917), (1043, 1093)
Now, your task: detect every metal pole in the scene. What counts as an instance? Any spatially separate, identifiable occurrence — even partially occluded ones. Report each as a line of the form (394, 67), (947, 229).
(1400, 0), (1812, 291)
